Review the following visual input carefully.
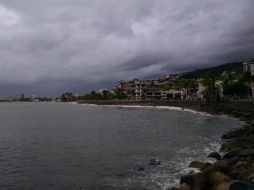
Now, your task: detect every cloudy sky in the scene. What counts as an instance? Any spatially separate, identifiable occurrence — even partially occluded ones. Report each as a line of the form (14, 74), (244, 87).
(0, 0), (254, 96)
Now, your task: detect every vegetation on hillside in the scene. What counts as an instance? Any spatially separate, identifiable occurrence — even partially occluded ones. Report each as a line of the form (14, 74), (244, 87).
(180, 62), (243, 79)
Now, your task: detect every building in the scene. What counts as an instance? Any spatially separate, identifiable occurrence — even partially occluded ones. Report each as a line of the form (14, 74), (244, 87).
(116, 80), (129, 92)
(145, 88), (164, 100)
(250, 82), (254, 99)
(197, 81), (207, 100)
(215, 80), (224, 99)
(127, 79), (147, 100)
(6, 94), (25, 102)
(243, 59), (254, 76)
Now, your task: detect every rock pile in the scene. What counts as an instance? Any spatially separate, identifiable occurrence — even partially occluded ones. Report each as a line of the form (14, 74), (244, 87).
(169, 110), (254, 190)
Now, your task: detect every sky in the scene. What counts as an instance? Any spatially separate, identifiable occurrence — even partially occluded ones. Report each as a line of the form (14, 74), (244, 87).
(0, 0), (254, 96)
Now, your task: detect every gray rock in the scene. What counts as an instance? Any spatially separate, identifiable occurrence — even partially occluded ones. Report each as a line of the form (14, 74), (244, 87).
(188, 161), (210, 170)
(208, 171), (231, 185)
(208, 152), (222, 160)
(224, 148), (254, 159)
(149, 158), (160, 166)
(138, 167), (145, 171)
(178, 183), (191, 190)
(229, 181), (254, 190)
(212, 181), (234, 190)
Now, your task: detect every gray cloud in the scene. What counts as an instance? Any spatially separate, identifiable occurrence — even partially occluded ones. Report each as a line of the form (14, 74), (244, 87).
(0, 0), (253, 96)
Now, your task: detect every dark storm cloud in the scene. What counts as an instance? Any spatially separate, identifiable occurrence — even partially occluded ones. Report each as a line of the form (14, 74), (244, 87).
(0, 0), (253, 96)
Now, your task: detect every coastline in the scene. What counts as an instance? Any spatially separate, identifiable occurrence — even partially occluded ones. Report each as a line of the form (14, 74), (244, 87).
(77, 100), (254, 190)
(79, 103), (211, 116)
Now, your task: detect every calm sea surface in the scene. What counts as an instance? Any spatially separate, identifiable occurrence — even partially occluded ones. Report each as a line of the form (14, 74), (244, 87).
(0, 102), (242, 190)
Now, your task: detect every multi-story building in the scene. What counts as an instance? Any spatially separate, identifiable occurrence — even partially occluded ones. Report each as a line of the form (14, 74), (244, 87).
(127, 79), (147, 100)
(243, 59), (254, 76)
(197, 81), (207, 100)
(215, 80), (224, 99)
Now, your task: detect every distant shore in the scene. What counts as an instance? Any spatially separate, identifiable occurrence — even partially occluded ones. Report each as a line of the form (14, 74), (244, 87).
(78, 100), (254, 190)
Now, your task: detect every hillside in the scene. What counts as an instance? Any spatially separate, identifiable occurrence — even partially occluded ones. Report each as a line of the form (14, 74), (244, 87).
(180, 62), (243, 79)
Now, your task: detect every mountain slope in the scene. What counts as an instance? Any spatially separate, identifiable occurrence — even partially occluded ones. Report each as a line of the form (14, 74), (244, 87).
(180, 62), (243, 79)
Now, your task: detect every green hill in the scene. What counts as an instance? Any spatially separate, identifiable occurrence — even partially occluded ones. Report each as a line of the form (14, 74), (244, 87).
(180, 62), (243, 79)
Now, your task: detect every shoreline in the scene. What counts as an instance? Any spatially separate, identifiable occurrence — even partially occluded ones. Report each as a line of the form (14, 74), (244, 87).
(77, 100), (254, 190)
(78, 103), (212, 116)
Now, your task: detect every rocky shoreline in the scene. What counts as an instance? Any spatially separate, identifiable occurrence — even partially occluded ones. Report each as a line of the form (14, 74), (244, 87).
(78, 100), (254, 190)
(170, 108), (254, 190)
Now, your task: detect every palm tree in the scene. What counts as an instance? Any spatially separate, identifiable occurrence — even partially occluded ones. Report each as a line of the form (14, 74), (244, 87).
(202, 75), (216, 102)
(241, 71), (252, 99)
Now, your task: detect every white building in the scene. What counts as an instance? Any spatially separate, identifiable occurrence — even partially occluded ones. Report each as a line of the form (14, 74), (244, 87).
(128, 79), (146, 100)
(243, 60), (254, 76)
(197, 82), (207, 100)
(215, 80), (224, 98)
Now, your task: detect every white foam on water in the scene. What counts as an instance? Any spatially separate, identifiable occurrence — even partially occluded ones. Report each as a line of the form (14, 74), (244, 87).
(107, 138), (223, 190)
(79, 103), (245, 123)
(79, 103), (214, 117)
(76, 103), (240, 190)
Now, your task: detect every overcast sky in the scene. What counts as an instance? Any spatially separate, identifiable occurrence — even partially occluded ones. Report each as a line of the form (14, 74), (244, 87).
(0, 0), (254, 96)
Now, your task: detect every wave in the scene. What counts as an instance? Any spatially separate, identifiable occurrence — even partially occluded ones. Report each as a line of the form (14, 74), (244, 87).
(79, 103), (212, 117)
(107, 139), (223, 190)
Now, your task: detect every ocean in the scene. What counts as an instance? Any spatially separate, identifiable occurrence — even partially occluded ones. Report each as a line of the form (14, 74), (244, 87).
(0, 102), (242, 190)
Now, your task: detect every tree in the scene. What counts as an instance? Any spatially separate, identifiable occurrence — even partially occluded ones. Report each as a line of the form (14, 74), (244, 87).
(241, 71), (252, 99)
(115, 89), (127, 99)
(60, 92), (75, 102)
(202, 73), (216, 102)
(223, 81), (248, 97)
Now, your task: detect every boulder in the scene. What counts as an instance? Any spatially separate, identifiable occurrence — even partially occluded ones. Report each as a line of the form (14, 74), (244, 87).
(211, 181), (234, 190)
(202, 165), (223, 175)
(178, 183), (191, 190)
(235, 161), (248, 168)
(180, 174), (194, 186)
(192, 173), (208, 190)
(226, 167), (240, 179)
(250, 120), (254, 127)
(168, 188), (178, 190)
(222, 129), (243, 139)
(237, 166), (254, 180)
(244, 113), (253, 118)
(221, 142), (242, 152)
(180, 173), (207, 189)
(208, 171), (231, 185)
(213, 160), (230, 170)
(229, 181), (253, 190)
(223, 148), (254, 159)
(149, 158), (160, 166)
(208, 152), (222, 160)
(188, 161), (210, 170)
(228, 157), (240, 165)
(238, 149), (254, 157)
(137, 167), (145, 171)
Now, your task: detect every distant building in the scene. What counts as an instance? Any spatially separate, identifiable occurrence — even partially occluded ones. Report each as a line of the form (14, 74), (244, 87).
(128, 79), (147, 100)
(215, 80), (224, 99)
(6, 94), (25, 102)
(220, 71), (229, 79)
(20, 93), (25, 100)
(116, 80), (129, 92)
(197, 81), (207, 100)
(31, 95), (39, 102)
(243, 59), (254, 76)
(250, 82), (254, 99)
